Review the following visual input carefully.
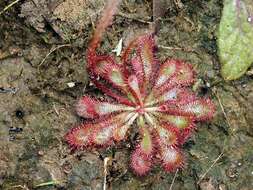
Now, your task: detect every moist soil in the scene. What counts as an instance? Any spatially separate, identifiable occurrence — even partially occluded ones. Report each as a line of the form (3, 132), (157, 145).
(0, 0), (253, 190)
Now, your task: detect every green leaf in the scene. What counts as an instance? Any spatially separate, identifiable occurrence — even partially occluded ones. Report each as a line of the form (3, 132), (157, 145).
(218, 0), (253, 80)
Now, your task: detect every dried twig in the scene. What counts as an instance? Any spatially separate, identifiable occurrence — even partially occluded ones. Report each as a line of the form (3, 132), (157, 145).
(0, 0), (22, 16)
(103, 157), (112, 190)
(38, 44), (71, 68)
(197, 150), (224, 184)
(173, 0), (184, 9)
(117, 12), (151, 24)
(7, 184), (29, 190)
(35, 180), (64, 188)
(53, 104), (60, 116)
(169, 169), (179, 190)
(158, 44), (194, 52)
(213, 90), (232, 128)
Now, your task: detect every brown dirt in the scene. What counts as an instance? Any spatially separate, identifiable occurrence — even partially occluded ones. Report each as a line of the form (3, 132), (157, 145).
(0, 0), (252, 190)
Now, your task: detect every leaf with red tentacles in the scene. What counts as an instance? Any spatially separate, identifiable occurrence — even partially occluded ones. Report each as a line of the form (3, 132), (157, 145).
(66, 0), (215, 176)
(89, 56), (128, 91)
(155, 124), (180, 147)
(130, 147), (153, 176)
(76, 96), (134, 119)
(65, 123), (94, 149)
(161, 146), (185, 172)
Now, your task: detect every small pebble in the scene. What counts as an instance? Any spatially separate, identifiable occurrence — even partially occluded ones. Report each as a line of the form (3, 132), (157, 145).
(38, 150), (44, 156)
(67, 82), (75, 88)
